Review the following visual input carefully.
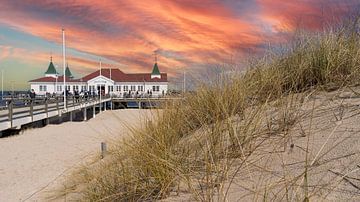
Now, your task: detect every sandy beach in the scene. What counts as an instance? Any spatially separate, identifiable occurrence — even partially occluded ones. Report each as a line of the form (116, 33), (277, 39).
(0, 109), (156, 202)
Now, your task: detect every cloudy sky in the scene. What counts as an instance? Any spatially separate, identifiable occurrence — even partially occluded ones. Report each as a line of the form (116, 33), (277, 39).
(0, 0), (359, 90)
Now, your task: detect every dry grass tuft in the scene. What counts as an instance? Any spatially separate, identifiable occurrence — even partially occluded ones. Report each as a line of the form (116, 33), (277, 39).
(59, 18), (360, 201)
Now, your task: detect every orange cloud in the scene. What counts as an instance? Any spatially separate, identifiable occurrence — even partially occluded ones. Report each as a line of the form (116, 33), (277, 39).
(0, 0), (358, 82)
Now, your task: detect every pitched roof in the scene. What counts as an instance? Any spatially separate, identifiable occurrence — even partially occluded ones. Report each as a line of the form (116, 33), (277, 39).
(151, 63), (161, 75)
(81, 68), (168, 82)
(29, 76), (82, 83)
(65, 64), (73, 78)
(45, 61), (57, 75)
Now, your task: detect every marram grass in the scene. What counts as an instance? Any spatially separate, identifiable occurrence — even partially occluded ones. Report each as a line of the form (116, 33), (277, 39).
(59, 19), (360, 201)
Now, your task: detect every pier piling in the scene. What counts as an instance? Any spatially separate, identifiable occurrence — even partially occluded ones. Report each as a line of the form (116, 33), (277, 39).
(83, 107), (87, 121)
(70, 111), (73, 122)
(93, 104), (96, 118)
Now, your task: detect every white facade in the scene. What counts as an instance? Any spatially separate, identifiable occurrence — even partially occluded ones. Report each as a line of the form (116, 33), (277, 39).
(30, 75), (168, 97)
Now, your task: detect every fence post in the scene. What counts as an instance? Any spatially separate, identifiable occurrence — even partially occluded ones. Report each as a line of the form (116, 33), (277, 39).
(45, 98), (48, 118)
(93, 104), (96, 118)
(101, 142), (107, 159)
(83, 107), (87, 121)
(30, 100), (34, 122)
(8, 100), (13, 128)
(72, 96), (75, 110)
(66, 95), (69, 109)
(56, 97), (59, 116)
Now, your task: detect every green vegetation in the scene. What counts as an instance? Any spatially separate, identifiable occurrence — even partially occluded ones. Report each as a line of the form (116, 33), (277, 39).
(58, 19), (360, 201)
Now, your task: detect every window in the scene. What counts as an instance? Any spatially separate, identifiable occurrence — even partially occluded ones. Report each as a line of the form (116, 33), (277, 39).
(124, 85), (129, 91)
(116, 85), (121, 91)
(152, 86), (160, 92)
(73, 85), (79, 91)
(138, 85), (144, 92)
(57, 85), (62, 92)
(108, 86), (114, 92)
(130, 85), (136, 91)
(40, 85), (47, 92)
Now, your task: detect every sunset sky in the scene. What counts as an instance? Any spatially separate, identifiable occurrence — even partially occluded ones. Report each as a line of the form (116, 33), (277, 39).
(0, 0), (359, 90)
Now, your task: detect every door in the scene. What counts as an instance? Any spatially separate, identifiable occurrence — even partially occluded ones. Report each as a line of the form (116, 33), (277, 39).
(97, 85), (105, 96)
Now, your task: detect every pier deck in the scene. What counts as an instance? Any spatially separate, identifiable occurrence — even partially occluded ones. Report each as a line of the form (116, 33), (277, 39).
(0, 96), (180, 132)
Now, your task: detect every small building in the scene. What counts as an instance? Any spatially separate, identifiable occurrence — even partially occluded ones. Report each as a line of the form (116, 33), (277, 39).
(29, 58), (168, 97)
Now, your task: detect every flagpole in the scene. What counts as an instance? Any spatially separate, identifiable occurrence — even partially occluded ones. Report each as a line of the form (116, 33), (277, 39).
(62, 28), (67, 110)
(1, 69), (3, 100)
(110, 67), (112, 95)
(99, 59), (102, 112)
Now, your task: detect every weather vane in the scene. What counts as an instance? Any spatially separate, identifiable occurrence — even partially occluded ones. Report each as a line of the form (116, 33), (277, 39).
(153, 51), (157, 63)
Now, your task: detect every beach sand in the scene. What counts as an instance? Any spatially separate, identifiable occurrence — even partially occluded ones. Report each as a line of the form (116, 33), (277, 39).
(0, 109), (156, 202)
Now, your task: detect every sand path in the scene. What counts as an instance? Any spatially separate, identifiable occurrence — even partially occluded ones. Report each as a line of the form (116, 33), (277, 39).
(0, 109), (154, 202)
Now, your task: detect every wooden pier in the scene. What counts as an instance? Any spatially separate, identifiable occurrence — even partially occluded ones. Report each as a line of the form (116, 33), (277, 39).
(0, 95), (180, 132)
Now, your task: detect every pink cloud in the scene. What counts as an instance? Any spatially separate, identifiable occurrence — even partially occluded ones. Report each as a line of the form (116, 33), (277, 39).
(0, 0), (358, 80)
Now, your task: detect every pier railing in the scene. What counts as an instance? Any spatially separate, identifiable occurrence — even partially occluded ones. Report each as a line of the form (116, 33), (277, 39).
(0, 95), (110, 127)
(0, 94), (181, 132)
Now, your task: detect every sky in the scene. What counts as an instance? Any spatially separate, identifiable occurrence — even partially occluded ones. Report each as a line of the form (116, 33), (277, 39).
(0, 0), (359, 90)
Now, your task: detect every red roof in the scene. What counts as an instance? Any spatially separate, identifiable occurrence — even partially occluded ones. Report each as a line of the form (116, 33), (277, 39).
(81, 69), (167, 82)
(29, 68), (168, 83)
(29, 76), (82, 83)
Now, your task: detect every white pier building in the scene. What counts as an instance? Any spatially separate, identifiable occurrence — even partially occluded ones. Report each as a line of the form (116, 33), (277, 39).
(29, 58), (168, 97)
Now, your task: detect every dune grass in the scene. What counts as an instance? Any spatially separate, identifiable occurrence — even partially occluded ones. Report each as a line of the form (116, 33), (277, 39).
(59, 19), (360, 201)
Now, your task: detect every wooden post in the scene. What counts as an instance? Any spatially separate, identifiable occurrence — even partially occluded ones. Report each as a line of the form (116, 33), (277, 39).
(101, 142), (107, 159)
(8, 100), (13, 128)
(56, 97), (59, 116)
(93, 104), (96, 118)
(138, 101), (141, 109)
(45, 98), (48, 118)
(30, 100), (34, 122)
(83, 107), (87, 121)
(70, 111), (73, 122)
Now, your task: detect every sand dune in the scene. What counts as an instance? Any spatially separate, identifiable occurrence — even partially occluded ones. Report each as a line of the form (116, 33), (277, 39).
(0, 109), (155, 202)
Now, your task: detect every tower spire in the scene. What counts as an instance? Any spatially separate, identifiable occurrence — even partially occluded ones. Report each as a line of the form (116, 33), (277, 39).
(151, 51), (161, 79)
